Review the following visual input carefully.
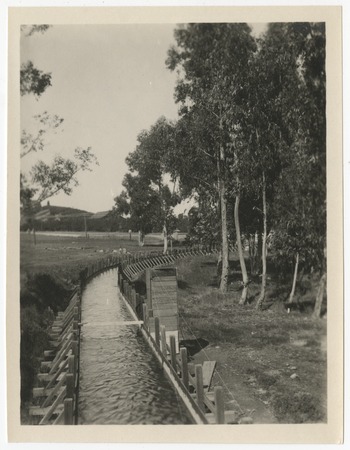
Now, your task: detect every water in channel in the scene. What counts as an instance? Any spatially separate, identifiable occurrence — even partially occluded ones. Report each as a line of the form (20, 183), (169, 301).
(78, 269), (192, 424)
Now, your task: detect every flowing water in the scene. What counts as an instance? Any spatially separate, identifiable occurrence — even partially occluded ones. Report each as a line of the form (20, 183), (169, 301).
(78, 269), (192, 424)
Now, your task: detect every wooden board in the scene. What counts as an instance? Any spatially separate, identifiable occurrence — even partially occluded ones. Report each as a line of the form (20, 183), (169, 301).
(202, 361), (216, 391)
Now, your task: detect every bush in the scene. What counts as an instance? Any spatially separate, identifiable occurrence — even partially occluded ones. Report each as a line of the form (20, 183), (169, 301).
(21, 273), (72, 313)
(20, 273), (71, 404)
(20, 305), (54, 401)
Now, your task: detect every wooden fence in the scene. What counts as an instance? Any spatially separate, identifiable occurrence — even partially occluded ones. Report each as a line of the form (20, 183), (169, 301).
(28, 245), (220, 425)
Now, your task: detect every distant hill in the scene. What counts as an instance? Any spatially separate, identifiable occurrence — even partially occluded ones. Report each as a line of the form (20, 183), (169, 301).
(20, 203), (132, 233)
(38, 204), (92, 217)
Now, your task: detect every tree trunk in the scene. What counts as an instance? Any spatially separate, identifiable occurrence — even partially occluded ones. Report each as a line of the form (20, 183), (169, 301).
(163, 222), (168, 254)
(138, 230), (145, 247)
(288, 252), (299, 303)
(234, 195), (249, 304)
(33, 224), (37, 245)
(248, 232), (259, 275)
(218, 143), (229, 293)
(248, 234), (254, 275)
(257, 230), (262, 273)
(256, 172), (267, 310)
(313, 272), (326, 319)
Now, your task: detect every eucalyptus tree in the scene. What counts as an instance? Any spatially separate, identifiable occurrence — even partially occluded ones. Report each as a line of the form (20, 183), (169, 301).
(250, 23), (326, 313)
(114, 173), (168, 245)
(236, 23), (322, 310)
(115, 117), (179, 252)
(166, 23), (256, 292)
(273, 23), (326, 314)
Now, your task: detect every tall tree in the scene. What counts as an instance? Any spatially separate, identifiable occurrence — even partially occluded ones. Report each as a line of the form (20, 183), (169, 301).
(264, 23), (326, 314)
(115, 118), (179, 251)
(166, 23), (256, 292)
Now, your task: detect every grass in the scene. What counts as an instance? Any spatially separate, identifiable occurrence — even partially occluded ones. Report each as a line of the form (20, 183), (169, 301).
(20, 231), (166, 284)
(176, 255), (327, 424)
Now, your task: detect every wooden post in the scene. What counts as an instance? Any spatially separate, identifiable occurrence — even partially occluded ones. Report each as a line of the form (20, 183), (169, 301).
(170, 335), (177, 370)
(73, 306), (79, 322)
(68, 355), (75, 374)
(73, 320), (79, 339)
(71, 341), (78, 374)
(132, 289), (137, 310)
(66, 373), (75, 399)
(195, 364), (205, 412)
(180, 347), (189, 390)
(214, 386), (225, 424)
(145, 268), (152, 310)
(136, 293), (140, 313)
(154, 316), (160, 348)
(142, 304), (148, 330)
(160, 325), (167, 357)
(64, 398), (74, 425)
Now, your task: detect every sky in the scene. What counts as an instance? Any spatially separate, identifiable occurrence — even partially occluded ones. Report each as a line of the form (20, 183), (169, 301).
(21, 23), (266, 213)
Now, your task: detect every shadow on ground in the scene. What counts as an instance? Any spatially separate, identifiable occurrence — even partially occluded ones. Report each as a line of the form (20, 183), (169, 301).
(179, 338), (209, 357)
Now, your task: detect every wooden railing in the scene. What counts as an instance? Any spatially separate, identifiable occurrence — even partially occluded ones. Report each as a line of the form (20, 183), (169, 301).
(28, 244), (219, 425)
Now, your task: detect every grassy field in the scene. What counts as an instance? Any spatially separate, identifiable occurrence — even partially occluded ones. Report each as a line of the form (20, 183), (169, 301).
(20, 232), (326, 424)
(20, 231), (166, 285)
(175, 255), (327, 424)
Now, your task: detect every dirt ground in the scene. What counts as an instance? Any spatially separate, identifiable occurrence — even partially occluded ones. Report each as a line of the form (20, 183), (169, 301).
(175, 256), (327, 424)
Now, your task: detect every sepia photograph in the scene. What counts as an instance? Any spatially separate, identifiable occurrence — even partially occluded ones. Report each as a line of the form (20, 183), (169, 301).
(6, 4), (343, 445)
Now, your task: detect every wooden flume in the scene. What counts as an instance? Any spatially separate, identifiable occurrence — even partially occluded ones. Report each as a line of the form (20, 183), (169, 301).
(28, 244), (243, 425)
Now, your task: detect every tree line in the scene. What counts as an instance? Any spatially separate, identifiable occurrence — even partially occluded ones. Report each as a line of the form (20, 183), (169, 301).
(114, 23), (326, 315)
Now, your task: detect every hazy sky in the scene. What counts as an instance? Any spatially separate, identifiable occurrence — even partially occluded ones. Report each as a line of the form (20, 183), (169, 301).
(21, 23), (266, 213)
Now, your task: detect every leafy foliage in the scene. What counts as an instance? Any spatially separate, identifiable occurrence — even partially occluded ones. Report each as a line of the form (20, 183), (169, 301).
(20, 61), (52, 97)
(114, 118), (179, 242)
(21, 112), (64, 159)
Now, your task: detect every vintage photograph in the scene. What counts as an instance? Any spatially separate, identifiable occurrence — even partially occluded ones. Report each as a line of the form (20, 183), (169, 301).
(7, 5), (343, 444)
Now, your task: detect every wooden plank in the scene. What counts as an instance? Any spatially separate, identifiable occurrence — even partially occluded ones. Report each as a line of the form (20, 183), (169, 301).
(202, 361), (216, 391)
(52, 409), (65, 425)
(39, 387), (66, 424)
(30, 405), (64, 417)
